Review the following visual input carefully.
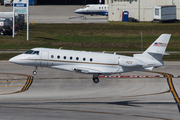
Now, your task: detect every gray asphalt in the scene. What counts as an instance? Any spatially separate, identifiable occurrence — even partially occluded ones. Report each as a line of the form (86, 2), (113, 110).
(0, 61), (180, 120)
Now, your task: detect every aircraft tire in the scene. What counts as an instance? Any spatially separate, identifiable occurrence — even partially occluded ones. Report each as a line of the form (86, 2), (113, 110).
(83, 17), (87, 20)
(33, 71), (37, 75)
(93, 77), (99, 83)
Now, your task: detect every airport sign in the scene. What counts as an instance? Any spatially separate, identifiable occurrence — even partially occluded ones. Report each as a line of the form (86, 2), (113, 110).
(13, 0), (27, 14)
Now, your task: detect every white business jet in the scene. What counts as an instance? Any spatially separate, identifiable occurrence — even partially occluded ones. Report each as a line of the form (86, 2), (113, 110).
(9, 34), (171, 83)
(74, 4), (108, 19)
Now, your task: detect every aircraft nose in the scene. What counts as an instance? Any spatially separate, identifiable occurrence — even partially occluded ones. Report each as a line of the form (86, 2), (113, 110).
(74, 9), (78, 13)
(9, 54), (25, 65)
(74, 9), (82, 14)
(9, 56), (19, 64)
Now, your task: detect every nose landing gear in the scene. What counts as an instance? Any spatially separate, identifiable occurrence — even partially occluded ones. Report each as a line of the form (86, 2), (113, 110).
(33, 67), (38, 75)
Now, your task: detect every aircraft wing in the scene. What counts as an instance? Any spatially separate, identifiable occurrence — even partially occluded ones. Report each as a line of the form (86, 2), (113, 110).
(51, 65), (118, 74)
(72, 67), (102, 74)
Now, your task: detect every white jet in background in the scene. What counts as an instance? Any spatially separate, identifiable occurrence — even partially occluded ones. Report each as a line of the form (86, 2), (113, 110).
(9, 34), (171, 83)
(74, 4), (108, 19)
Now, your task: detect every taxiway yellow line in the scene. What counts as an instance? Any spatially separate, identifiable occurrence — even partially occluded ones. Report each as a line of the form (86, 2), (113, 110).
(145, 71), (180, 112)
(0, 85), (24, 87)
(0, 90), (19, 93)
(0, 80), (26, 83)
(0, 73), (33, 95)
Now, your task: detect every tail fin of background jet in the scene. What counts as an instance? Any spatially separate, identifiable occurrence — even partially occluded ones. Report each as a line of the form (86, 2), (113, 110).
(134, 34), (171, 61)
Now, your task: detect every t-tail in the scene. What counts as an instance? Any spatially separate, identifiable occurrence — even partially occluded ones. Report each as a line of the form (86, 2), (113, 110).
(134, 34), (171, 69)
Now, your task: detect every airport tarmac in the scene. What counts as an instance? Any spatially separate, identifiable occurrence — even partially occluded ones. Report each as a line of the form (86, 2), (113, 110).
(0, 61), (180, 120)
(0, 4), (180, 120)
(0, 5), (108, 23)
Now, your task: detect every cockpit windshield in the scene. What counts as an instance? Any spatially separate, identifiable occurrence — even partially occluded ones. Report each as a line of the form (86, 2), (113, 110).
(25, 50), (39, 55)
(83, 6), (89, 9)
(25, 50), (34, 54)
(33, 51), (39, 55)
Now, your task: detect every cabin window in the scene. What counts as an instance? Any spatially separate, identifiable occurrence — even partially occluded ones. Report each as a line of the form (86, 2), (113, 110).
(90, 58), (93, 62)
(64, 56), (66, 59)
(70, 56), (73, 60)
(57, 55), (60, 59)
(51, 55), (54, 58)
(83, 58), (86, 61)
(76, 57), (79, 60)
(99, 7), (100, 9)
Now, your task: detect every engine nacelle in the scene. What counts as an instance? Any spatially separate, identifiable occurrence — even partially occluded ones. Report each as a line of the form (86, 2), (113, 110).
(118, 57), (146, 67)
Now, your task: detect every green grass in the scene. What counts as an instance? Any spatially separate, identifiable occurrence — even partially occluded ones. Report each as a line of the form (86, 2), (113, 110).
(0, 53), (19, 60)
(0, 22), (180, 51)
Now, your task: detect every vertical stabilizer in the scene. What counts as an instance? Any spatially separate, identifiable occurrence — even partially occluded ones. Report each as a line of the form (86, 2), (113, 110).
(134, 34), (171, 61)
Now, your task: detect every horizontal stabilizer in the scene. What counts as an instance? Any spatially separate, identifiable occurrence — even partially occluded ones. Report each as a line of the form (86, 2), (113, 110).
(148, 52), (170, 55)
(144, 67), (154, 71)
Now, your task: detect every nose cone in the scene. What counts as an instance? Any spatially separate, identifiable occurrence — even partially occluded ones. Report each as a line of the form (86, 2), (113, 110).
(9, 54), (26, 65)
(9, 56), (21, 64)
(9, 57), (14, 63)
(74, 9), (83, 14)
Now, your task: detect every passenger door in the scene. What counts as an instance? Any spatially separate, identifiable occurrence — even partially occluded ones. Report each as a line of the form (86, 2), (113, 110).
(41, 51), (49, 67)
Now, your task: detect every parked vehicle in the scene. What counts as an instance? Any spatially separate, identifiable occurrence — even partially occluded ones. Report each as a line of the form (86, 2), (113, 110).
(0, 26), (12, 35)
(153, 5), (176, 22)
(4, 0), (13, 6)
(0, 18), (12, 35)
(0, 12), (26, 30)
(0, 18), (12, 27)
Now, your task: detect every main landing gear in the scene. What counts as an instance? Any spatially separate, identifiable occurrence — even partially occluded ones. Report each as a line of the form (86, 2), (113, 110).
(33, 66), (38, 75)
(92, 75), (99, 83)
(81, 16), (87, 20)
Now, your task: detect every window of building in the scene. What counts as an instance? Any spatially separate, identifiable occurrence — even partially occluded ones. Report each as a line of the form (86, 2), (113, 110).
(155, 8), (159, 16)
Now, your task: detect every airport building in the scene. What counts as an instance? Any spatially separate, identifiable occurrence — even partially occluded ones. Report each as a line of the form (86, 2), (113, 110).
(0, 0), (104, 5)
(106, 0), (180, 21)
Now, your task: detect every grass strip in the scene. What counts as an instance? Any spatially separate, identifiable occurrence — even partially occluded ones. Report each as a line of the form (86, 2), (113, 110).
(0, 22), (180, 51)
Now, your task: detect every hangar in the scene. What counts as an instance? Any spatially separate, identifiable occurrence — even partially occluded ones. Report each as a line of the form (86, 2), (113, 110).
(106, 0), (180, 21)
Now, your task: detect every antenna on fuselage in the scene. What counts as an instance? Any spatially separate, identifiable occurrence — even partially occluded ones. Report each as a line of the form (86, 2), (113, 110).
(59, 47), (63, 50)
